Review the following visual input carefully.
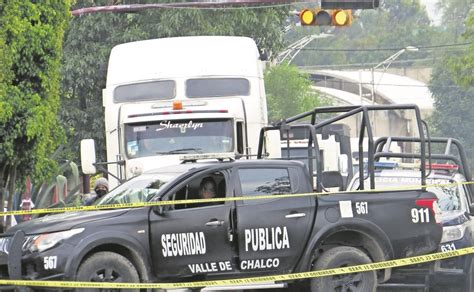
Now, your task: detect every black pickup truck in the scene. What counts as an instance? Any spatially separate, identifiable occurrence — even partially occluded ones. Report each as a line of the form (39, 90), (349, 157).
(0, 105), (443, 291)
(0, 158), (442, 291)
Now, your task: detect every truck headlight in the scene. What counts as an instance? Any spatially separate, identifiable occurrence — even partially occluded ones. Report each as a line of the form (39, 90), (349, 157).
(441, 222), (468, 243)
(27, 228), (84, 253)
(0, 237), (11, 254)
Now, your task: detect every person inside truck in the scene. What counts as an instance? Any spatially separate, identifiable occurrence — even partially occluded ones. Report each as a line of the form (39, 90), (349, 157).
(195, 177), (219, 207)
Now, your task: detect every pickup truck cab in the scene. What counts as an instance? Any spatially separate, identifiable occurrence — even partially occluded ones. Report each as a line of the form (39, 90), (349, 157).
(0, 157), (443, 291)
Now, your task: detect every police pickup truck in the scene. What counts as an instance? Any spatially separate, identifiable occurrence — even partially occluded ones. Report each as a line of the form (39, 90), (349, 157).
(348, 136), (474, 291)
(0, 154), (443, 291)
(0, 104), (444, 291)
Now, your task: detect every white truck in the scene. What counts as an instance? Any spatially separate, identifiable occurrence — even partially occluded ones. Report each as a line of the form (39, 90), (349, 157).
(82, 36), (269, 187)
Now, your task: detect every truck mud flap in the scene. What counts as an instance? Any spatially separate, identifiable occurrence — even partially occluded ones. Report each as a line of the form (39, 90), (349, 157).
(3, 230), (27, 292)
(8, 230), (24, 280)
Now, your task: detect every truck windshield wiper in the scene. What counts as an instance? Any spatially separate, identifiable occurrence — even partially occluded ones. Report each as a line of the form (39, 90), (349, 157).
(156, 148), (203, 154)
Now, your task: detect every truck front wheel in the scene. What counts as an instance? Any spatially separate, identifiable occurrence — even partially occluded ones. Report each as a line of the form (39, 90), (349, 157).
(76, 251), (140, 292)
(310, 246), (376, 292)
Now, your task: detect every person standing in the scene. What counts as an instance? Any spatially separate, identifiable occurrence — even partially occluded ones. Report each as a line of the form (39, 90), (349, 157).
(82, 177), (109, 206)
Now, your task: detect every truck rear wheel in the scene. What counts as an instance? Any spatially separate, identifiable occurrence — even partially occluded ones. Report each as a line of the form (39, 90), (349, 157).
(310, 246), (376, 292)
(461, 258), (473, 292)
(76, 251), (140, 292)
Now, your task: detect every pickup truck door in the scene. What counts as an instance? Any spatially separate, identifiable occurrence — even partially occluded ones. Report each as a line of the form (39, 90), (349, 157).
(149, 169), (237, 279)
(234, 166), (315, 274)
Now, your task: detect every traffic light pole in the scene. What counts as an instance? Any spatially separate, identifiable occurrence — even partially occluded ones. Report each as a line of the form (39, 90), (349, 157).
(275, 34), (333, 65)
(71, 0), (294, 16)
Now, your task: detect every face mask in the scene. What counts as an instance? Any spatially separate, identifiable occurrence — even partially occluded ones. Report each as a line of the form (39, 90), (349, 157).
(96, 189), (107, 197)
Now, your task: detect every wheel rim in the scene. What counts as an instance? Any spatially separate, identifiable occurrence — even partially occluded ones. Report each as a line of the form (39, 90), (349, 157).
(88, 268), (124, 292)
(90, 268), (123, 282)
(329, 263), (366, 292)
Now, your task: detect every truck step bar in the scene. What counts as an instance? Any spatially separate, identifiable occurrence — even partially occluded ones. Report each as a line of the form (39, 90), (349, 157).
(201, 282), (287, 290)
(378, 283), (427, 289)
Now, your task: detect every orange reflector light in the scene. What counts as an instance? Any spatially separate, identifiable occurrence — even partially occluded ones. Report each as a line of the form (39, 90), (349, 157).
(172, 101), (183, 110)
(300, 9), (315, 25)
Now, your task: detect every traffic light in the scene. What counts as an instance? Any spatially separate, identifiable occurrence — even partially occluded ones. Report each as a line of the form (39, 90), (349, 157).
(299, 9), (352, 26)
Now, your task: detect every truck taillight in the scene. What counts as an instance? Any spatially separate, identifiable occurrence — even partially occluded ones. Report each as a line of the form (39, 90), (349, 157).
(426, 163), (459, 171)
(416, 198), (442, 224)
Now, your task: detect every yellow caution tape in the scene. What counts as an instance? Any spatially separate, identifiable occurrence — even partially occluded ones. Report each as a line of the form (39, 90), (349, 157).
(0, 247), (472, 289)
(1, 181), (472, 216)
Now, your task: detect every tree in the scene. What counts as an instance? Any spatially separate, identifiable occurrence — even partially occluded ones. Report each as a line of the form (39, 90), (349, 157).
(264, 63), (330, 123)
(430, 11), (474, 168)
(448, 13), (474, 87)
(60, 0), (289, 165)
(435, 0), (472, 42)
(0, 1), (71, 228)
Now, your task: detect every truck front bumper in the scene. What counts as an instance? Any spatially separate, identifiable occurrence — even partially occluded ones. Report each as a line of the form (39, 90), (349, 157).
(0, 231), (66, 283)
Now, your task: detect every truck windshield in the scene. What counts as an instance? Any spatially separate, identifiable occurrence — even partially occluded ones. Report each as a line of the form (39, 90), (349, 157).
(124, 119), (234, 158)
(114, 80), (176, 103)
(186, 78), (250, 98)
(281, 147), (318, 174)
(95, 173), (176, 206)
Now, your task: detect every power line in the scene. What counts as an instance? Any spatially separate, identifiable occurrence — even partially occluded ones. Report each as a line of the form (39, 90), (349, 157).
(313, 82), (472, 90)
(71, 1), (316, 16)
(298, 56), (462, 69)
(297, 42), (472, 52)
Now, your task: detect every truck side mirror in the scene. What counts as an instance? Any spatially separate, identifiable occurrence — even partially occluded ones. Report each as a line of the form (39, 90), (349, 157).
(264, 131), (281, 159)
(469, 203), (474, 216)
(153, 198), (165, 216)
(339, 154), (349, 175)
(321, 171), (344, 191)
(81, 139), (97, 175)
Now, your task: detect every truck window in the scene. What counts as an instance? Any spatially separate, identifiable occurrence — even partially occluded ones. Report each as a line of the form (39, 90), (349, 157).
(114, 80), (175, 103)
(238, 168), (291, 205)
(281, 147), (320, 174)
(96, 174), (174, 206)
(172, 172), (226, 209)
(124, 119), (234, 158)
(186, 78), (250, 98)
(432, 184), (463, 211)
(236, 122), (244, 154)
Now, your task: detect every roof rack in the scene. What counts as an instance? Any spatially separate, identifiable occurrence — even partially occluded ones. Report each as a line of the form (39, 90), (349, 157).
(179, 153), (235, 163)
(373, 136), (473, 198)
(258, 104), (427, 191)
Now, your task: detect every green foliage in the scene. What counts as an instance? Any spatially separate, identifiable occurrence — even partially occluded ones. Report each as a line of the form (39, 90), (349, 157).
(60, 0), (289, 164)
(0, 1), (71, 185)
(435, 0), (472, 42)
(264, 63), (330, 123)
(448, 12), (474, 87)
(430, 11), (474, 169)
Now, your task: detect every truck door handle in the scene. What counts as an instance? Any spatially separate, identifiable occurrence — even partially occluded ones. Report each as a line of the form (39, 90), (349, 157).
(205, 220), (224, 227)
(285, 213), (306, 219)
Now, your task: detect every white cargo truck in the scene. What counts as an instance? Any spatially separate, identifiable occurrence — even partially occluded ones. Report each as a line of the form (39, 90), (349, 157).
(82, 36), (269, 187)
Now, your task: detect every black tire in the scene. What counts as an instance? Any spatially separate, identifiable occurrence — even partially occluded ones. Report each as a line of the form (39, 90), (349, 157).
(310, 246), (376, 292)
(463, 258), (473, 292)
(76, 251), (140, 292)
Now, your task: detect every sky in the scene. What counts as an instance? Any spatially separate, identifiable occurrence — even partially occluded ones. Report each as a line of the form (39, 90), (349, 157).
(419, 0), (442, 25)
